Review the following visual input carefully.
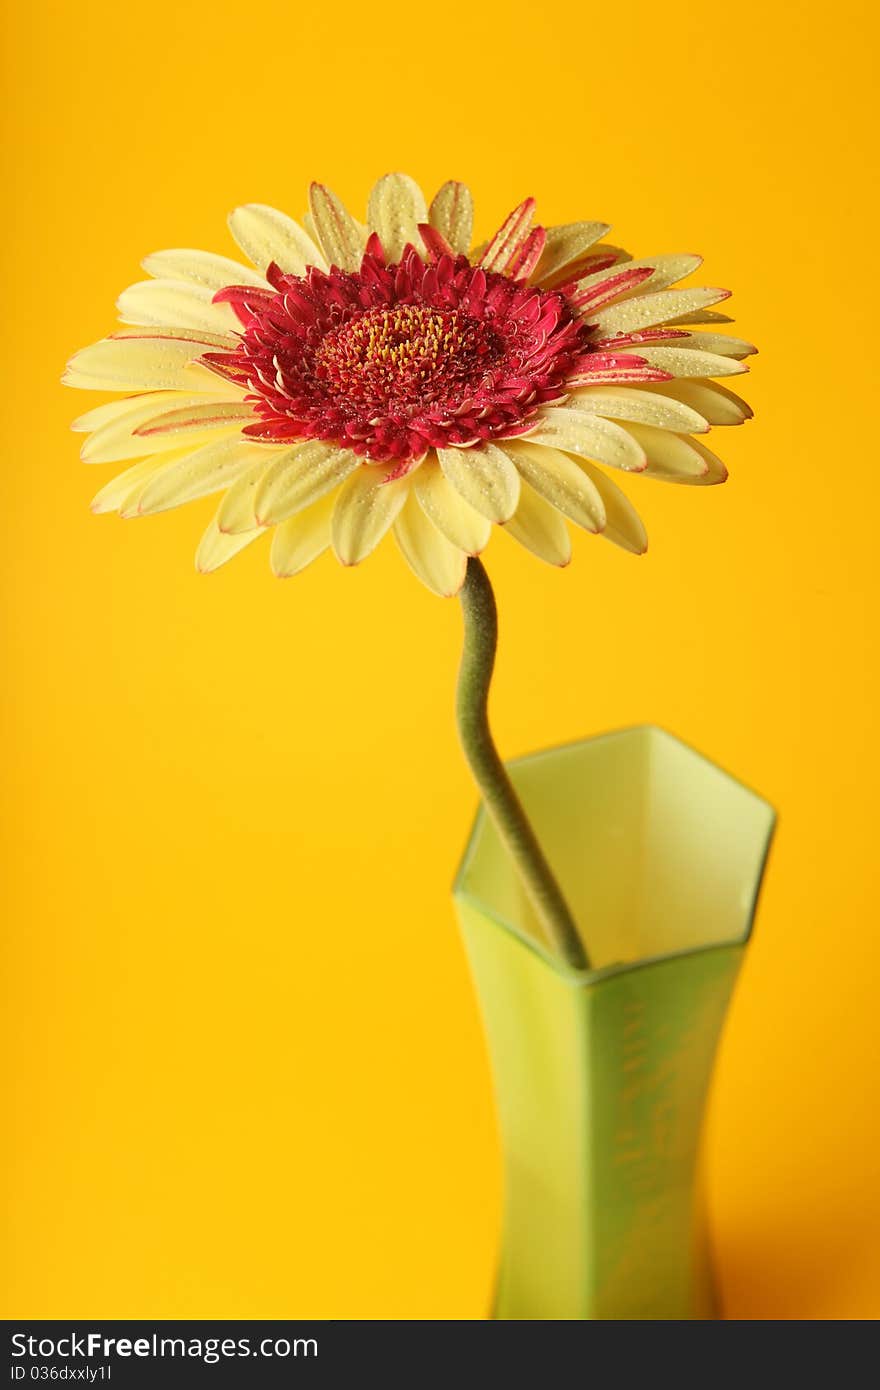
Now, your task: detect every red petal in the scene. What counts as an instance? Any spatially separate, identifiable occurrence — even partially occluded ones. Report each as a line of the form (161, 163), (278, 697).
(508, 226), (547, 282)
(479, 198), (536, 276)
(418, 223), (454, 261)
(364, 232), (386, 264)
(571, 266), (655, 315)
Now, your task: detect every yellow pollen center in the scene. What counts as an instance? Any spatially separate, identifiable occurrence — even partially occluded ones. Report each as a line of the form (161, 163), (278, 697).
(321, 305), (464, 375)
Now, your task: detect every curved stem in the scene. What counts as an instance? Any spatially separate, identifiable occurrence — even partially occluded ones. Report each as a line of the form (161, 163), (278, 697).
(456, 557), (589, 971)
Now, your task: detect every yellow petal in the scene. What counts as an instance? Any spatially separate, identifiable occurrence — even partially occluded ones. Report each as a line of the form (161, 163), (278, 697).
(630, 346), (748, 379)
(622, 422), (710, 481)
(666, 308), (733, 326)
(270, 492), (336, 577)
(111, 325), (234, 347)
(638, 380), (752, 425)
(196, 518), (264, 573)
(82, 392), (245, 463)
(308, 184), (365, 271)
(134, 437), (267, 517)
(64, 336), (226, 392)
(300, 210), (320, 244)
(670, 332), (756, 359)
(681, 439), (729, 485)
(141, 248), (267, 291)
(134, 400), (255, 438)
(90, 454), (181, 515)
(574, 254), (701, 297)
(331, 466), (410, 565)
(578, 460), (648, 554)
(428, 181), (474, 255)
(367, 174), (428, 262)
(116, 279), (238, 333)
(524, 410), (647, 472)
(394, 491), (467, 597)
(566, 385), (709, 434)
(93, 422), (240, 467)
(532, 222), (611, 284)
(227, 203), (326, 275)
(413, 460), (492, 554)
(255, 441), (359, 525)
(588, 286), (731, 334)
(496, 440), (605, 532)
(216, 461), (271, 534)
(73, 391), (208, 435)
(505, 481), (572, 566)
(437, 444), (520, 523)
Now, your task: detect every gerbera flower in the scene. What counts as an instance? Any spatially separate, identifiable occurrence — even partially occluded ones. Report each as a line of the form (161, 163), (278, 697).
(66, 174), (754, 597)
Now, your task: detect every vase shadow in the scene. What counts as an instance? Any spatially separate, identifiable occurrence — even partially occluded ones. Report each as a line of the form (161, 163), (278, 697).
(719, 1208), (878, 1320)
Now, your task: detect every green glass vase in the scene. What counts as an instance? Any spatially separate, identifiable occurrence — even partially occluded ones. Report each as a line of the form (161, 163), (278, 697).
(453, 726), (775, 1321)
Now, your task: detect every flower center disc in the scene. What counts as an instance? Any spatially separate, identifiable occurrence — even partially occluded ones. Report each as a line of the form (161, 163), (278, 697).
(314, 305), (496, 408)
(206, 248), (590, 465)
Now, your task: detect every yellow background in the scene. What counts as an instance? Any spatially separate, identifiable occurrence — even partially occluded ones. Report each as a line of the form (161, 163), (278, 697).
(3, 0), (878, 1320)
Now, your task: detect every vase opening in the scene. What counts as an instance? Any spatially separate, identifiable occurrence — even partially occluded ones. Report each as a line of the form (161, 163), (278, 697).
(455, 725), (776, 976)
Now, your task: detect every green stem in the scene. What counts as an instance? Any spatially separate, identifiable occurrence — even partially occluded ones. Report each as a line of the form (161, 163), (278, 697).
(456, 557), (589, 971)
